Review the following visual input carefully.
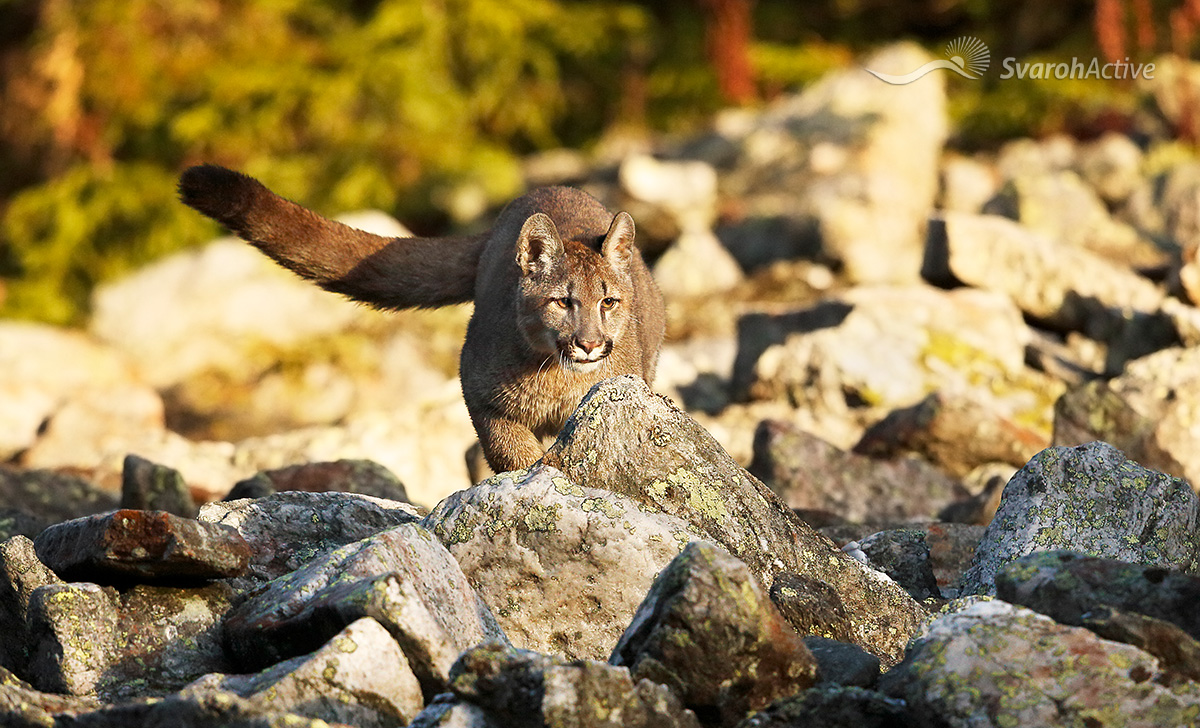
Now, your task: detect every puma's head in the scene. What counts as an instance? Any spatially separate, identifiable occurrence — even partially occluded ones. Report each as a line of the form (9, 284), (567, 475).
(515, 211), (637, 372)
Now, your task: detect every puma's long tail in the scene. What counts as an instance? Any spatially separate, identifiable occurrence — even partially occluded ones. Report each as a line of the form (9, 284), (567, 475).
(178, 164), (485, 309)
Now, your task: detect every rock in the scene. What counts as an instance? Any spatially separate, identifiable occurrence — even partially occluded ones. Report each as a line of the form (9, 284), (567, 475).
(0, 536), (63, 676)
(1076, 132), (1145, 205)
(186, 617), (423, 727)
(33, 510), (250, 583)
(0, 321), (163, 464)
(619, 153), (720, 230)
(653, 228), (744, 298)
(408, 695), (501, 728)
(748, 419), (961, 524)
(767, 573), (854, 643)
(802, 637), (880, 689)
(924, 213), (1165, 332)
(995, 135), (1077, 182)
(852, 393), (1048, 479)
(101, 582), (237, 700)
(958, 443), (1200, 596)
(735, 685), (914, 728)
(994, 550), (1200, 641)
(25, 582), (120, 695)
(983, 170), (1165, 268)
(423, 465), (701, 662)
(1080, 606), (1200, 685)
(652, 336), (737, 416)
(226, 459), (410, 503)
(922, 522), (987, 598)
(223, 522), (504, 695)
(880, 599), (1200, 727)
(42, 689), (343, 727)
(199, 491), (420, 583)
(733, 286), (1054, 443)
(436, 642), (702, 728)
(541, 376), (927, 666)
(0, 665), (98, 726)
(939, 153), (998, 214)
(0, 467), (117, 537)
(611, 542), (818, 726)
(120, 454), (198, 518)
(855, 530), (941, 602)
(1053, 346), (1200, 487)
(88, 237), (375, 390)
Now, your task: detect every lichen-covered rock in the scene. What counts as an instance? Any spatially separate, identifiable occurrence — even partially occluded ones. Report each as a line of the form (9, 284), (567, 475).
(25, 582), (120, 695)
(223, 522), (503, 695)
(424, 465), (702, 662)
(0, 535), (62, 677)
(186, 617), (423, 727)
(102, 583), (238, 700)
(41, 689), (347, 727)
(1053, 346), (1200, 487)
(120, 454), (198, 518)
(958, 443), (1200, 596)
(0, 666), (97, 727)
(436, 642), (701, 728)
(1080, 606), (1200, 685)
(995, 550), (1200, 641)
(748, 419), (961, 524)
(541, 375), (926, 666)
(225, 459), (410, 503)
(33, 510), (251, 583)
(767, 573), (855, 644)
(855, 530), (941, 602)
(611, 542), (818, 726)
(735, 685), (915, 728)
(198, 491), (420, 583)
(880, 600), (1200, 727)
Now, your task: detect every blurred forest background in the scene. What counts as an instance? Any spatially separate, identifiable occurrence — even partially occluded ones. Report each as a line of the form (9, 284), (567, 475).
(0, 0), (1193, 324)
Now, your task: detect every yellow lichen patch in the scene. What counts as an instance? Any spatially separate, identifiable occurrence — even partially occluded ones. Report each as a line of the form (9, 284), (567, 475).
(552, 476), (584, 498)
(523, 503), (561, 532)
(581, 497), (624, 520)
(668, 468), (728, 522)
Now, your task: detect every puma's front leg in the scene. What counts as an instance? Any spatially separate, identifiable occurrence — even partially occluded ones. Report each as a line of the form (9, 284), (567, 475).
(469, 412), (546, 474)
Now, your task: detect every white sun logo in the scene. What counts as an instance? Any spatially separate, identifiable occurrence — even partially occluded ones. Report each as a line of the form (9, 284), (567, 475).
(945, 36), (990, 78)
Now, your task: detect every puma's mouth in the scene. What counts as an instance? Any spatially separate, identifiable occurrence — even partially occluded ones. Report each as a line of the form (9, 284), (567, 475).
(560, 339), (612, 366)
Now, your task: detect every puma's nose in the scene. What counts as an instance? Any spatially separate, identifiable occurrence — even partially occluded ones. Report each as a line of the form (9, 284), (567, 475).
(576, 338), (603, 354)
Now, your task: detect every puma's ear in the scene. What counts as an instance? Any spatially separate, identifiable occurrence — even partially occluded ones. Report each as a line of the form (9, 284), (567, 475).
(516, 213), (565, 275)
(602, 211), (636, 269)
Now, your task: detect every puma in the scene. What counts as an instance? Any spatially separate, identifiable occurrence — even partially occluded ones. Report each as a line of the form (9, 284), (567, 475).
(178, 165), (665, 475)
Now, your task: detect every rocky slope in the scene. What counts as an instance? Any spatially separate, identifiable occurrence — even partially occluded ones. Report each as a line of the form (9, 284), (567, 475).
(6, 44), (1200, 726)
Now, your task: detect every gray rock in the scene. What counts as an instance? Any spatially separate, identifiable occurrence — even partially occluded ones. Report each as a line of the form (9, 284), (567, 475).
(880, 599), (1200, 727)
(34, 510), (250, 583)
(925, 212), (1165, 332)
(408, 695), (502, 728)
(735, 685), (914, 728)
(653, 228), (744, 298)
(611, 542), (818, 726)
(223, 522), (503, 695)
(542, 375), (928, 666)
(120, 454), (198, 518)
(186, 617), (423, 727)
(0, 466), (118, 528)
(856, 530), (941, 602)
(0, 535), (62, 676)
(26, 582), (120, 695)
(994, 550), (1200, 640)
(199, 491), (420, 583)
(423, 465), (701, 662)
(749, 419), (961, 523)
(441, 642), (701, 728)
(226, 459), (410, 503)
(49, 690), (344, 727)
(959, 442), (1200, 597)
(1053, 346), (1200, 487)
(802, 637), (880, 689)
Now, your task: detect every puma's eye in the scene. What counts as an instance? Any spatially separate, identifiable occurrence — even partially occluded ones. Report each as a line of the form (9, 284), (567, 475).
(553, 297), (572, 309)
(600, 297), (618, 310)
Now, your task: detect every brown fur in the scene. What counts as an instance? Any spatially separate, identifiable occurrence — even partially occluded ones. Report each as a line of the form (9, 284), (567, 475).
(179, 166), (665, 474)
